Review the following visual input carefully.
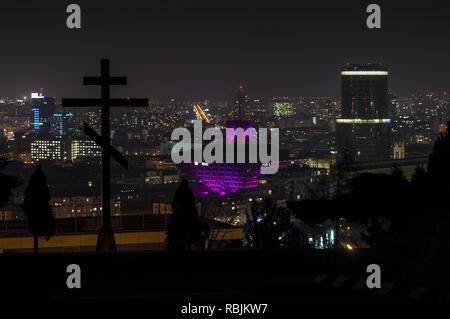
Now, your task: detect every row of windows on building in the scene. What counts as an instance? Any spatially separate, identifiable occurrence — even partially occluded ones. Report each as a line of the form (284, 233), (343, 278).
(30, 139), (101, 163)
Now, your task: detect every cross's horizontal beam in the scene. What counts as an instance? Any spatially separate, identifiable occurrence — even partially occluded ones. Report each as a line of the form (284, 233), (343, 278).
(62, 98), (148, 108)
(84, 123), (128, 169)
(83, 76), (127, 86)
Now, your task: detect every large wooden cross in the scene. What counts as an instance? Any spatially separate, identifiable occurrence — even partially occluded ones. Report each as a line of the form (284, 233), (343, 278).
(62, 59), (148, 251)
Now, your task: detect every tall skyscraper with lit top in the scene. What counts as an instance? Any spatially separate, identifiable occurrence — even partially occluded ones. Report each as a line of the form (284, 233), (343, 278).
(233, 84), (251, 121)
(336, 64), (391, 163)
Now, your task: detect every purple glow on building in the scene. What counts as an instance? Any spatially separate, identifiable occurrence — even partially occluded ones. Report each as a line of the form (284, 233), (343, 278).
(182, 162), (260, 197)
(179, 119), (290, 197)
(225, 120), (257, 144)
(182, 120), (261, 197)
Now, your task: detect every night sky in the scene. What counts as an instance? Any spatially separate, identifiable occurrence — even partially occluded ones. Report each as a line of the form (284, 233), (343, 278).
(1, 0), (450, 100)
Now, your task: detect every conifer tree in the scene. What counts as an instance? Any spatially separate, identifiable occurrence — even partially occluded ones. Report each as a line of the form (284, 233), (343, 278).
(167, 178), (204, 251)
(22, 164), (55, 255)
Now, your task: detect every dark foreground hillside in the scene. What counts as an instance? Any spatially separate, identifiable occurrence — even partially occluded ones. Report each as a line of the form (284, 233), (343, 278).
(0, 247), (444, 300)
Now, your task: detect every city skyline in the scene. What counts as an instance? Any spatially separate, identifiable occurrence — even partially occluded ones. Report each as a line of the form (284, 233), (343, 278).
(1, 0), (450, 100)
(2, 82), (450, 104)
(2, 1), (450, 304)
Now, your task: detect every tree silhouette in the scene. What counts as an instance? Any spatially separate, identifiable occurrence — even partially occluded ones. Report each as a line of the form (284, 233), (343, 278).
(260, 198), (278, 251)
(244, 201), (261, 248)
(166, 178), (205, 251)
(427, 122), (450, 208)
(290, 168), (412, 247)
(289, 123), (450, 248)
(0, 157), (17, 207)
(411, 164), (429, 210)
(22, 164), (55, 255)
(411, 165), (427, 187)
(391, 165), (404, 179)
(247, 198), (292, 251)
(336, 146), (354, 195)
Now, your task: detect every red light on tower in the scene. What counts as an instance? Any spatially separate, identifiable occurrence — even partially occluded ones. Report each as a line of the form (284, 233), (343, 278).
(239, 84), (244, 93)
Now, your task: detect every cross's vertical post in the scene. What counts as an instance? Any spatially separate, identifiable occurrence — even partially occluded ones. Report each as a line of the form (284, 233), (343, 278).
(62, 59), (148, 252)
(99, 59), (113, 250)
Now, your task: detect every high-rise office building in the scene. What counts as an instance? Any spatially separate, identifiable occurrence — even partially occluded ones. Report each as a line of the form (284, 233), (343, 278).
(52, 112), (74, 137)
(31, 92), (56, 133)
(336, 64), (391, 163)
(233, 84), (250, 120)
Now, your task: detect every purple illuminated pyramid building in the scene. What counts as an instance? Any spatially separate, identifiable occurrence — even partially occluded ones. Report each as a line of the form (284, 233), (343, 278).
(182, 85), (261, 197)
(183, 161), (261, 197)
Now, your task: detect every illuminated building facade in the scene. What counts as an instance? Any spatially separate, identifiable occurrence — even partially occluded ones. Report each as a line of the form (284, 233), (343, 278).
(52, 112), (74, 136)
(181, 122), (261, 197)
(182, 162), (260, 197)
(337, 64), (392, 163)
(182, 87), (262, 197)
(31, 92), (56, 133)
(31, 140), (62, 163)
(270, 99), (295, 118)
(52, 196), (105, 218)
(393, 142), (405, 160)
(70, 139), (101, 161)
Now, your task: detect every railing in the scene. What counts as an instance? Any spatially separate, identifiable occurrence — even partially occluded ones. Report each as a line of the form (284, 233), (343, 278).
(0, 214), (171, 236)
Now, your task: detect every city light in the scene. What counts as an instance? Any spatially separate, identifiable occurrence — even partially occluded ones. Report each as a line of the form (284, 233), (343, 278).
(71, 140), (101, 161)
(31, 92), (44, 99)
(273, 102), (295, 118)
(341, 71), (389, 76)
(31, 140), (62, 163)
(336, 119), (391, 124)
(193, 104), (210, 123)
